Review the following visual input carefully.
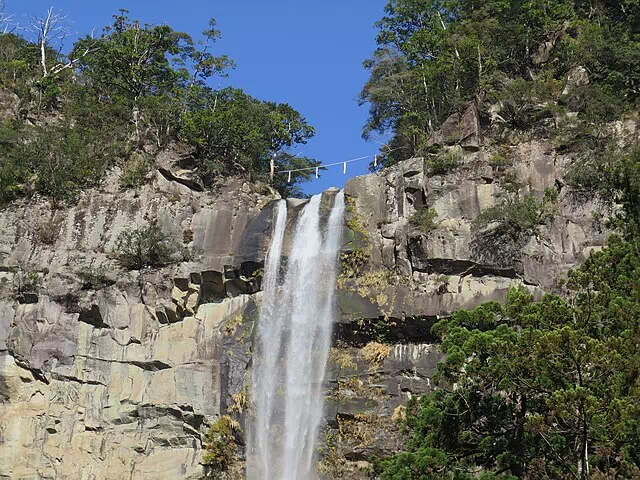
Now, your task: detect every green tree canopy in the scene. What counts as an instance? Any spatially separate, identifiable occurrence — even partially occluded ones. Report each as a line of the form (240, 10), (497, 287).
(362, 0), (640, 167)
(180, 86), (318, 196)
(0, 10), (320, 204)
(380, 235), (640, 479)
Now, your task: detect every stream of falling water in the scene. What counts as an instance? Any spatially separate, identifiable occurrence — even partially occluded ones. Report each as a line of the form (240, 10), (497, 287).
(248, 191), (345, 480)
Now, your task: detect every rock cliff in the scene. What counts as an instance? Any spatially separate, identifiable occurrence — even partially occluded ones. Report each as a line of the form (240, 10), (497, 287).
(0, 129), (612, 478)
(322, 133), (611, 476)
(0, 164), (278, 479)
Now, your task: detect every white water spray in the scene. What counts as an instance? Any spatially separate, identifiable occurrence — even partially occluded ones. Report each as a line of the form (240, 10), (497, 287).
(248, 191), (345, 480)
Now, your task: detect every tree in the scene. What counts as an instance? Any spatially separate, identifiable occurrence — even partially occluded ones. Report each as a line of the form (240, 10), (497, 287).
(72, 11), (234, 143)
(1, 125), (115, 207)
(180, 86), (319, 196)
(0, 9), (319, 204)
(0, 1), (15, 34)
(362, 0), (639, 168)
(74, 11), (190, 100)
(185, 18), (235, 97)
(26, 7), (95, 80)
(379, 236), (640, 479)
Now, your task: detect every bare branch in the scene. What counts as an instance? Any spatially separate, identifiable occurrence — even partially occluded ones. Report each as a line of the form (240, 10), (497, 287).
(48, 45), (98, 76)
(0, 1), (16, 33)
(26, 7), (71, 77)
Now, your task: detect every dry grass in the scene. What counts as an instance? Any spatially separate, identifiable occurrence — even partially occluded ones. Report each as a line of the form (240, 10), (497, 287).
(392, 405), (407, 423)
(229, 387), (250, 414)
(361, 342), (392, 370)
(337, 413), (377, 448)
(222, 313), (244, 337)
(329, 348), (358, 373)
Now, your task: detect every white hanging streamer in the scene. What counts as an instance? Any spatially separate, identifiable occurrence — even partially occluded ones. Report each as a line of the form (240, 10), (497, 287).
(315, 166), (319, 179)
(343, 162), (346, 174)
(374, 155), (378, 167)
(287, 171), (292, 183)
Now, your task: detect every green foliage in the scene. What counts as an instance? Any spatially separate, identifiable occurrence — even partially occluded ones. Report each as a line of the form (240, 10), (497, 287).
(380, 236), (640, 478)
(409, 207), (438, 234)
(13, 265), (41, 302)
(475, 195), (545, 237)
(495, 78), (562, 132)
(202, 415), (238, 472)
(427, 149), (460, 175)
(115, 224), (176, 270)
(339, 249), (371, 283)
(120, 152), (153, 189)
(474, 177), (559, 239)
(0, 33), (46, 100)
(180, 87), (318, 197)
(569, 145), (640, 236)
(0, 125), (113, 207)
(0, 10), (319, 204)
(77, 265), (115, 290)
(0, 124), (27, 204)
(488, 150), (514, 169)
(74, 11), (193, 103)
(363, 0), (638, 166)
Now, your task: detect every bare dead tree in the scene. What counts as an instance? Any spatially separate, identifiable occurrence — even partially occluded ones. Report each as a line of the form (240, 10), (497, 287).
(27, 7), (70, 77)
(26, 7), (97, 79)
(0, 1), (16, 33)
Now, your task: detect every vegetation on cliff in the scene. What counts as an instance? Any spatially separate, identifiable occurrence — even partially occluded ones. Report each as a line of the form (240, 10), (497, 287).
(379, 234), (640, 479)
(367, 1), (640, 478)
(362, 0), (639, 167)
(0, 9), (319, 204)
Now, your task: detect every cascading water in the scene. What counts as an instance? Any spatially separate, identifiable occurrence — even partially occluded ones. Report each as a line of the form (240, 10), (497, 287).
(248, 190), (345, 480)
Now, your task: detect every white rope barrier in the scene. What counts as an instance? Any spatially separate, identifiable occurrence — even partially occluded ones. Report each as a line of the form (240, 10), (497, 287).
(268, 147), (405, 183)
(274, 150), (404, 182)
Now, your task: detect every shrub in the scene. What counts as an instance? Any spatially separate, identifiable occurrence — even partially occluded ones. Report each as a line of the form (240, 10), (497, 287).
(474, 187), (559, 240)
(34, 218), (60, 245)
(488, 149), (514, 169)
(8, 125), (113, 207)
(115, 224), (176, 270)
(339, 249), (370, 283)
(180, 86), (319, 197)
(13, 266), (41, 303)
(496, 78), (562, 131)
(120, 152), (153, 188)
(427, 149), (460, 175)
(408, 207), (438, 234)
(562, 84), (624, 124)
(202, 415), (238, 472)
(330, 348), (358, 374)
(228, 388), (249, 415)
(77, 265), (115, 290)
(475, 195), (543, 236)
(0, 155), (26, 204)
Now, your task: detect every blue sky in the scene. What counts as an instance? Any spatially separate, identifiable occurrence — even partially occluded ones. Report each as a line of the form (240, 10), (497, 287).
(12, 0), (388, 195)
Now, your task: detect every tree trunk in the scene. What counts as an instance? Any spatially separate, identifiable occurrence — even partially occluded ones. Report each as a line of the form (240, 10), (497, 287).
(40, 38), (48, 76)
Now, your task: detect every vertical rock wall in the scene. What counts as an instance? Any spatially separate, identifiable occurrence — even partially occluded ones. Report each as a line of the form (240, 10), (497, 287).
(322, 139), (609, 476)
(0, 171), (277, 479)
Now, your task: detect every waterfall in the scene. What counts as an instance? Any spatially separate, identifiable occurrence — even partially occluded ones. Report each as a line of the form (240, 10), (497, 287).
(248, 190), (345, 480)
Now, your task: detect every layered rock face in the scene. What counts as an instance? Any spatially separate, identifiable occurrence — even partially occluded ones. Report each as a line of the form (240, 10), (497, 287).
(0, 133), (609, 478)
(0, 169), (278, 479)
(322, 137), (609, 476)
